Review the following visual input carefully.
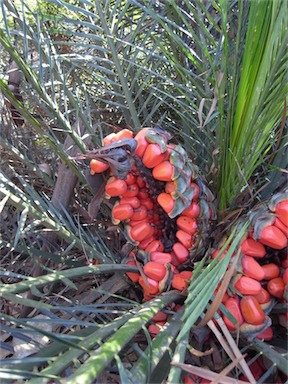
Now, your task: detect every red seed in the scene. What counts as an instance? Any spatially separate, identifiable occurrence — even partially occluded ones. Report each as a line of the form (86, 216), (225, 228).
(136, 175), (146, 188)
(234, 276), (262, 295)
(85, 259), (100, 266)
(148, 323), (164, 338)
(129, 218), (149, 227)
(170, 251), (181, 268)
(143, 262), (167, 281)
(223, 297), (244, 331)
(122, 183), (139, 197)
(171, 271), (192, 291)
(148, 214), (156, 224)
(143, 144), (168, 168)
(253, 287), (271, 304)
(262, 263), (280, 280)
(179, 271), (193, 280)
(130, 222), (154, 242)
(90, 159), (109, 174)
(119, 196), (141, 208)
(125, 259), (140, 283)
(176, 216), (197, 235)
(172, 242), (189, 264)
(240, 296), (265, 325)
(140, 198), (154, 210)
(157, 193), (175, 214)
(274, 217), (288, 237)
(182, 202), (201, 219)
(238, 375), (250, 383)
(112, 203), (133, 221)
(259, 225), (287, 250)
(152, 212), (161, 224)
(172, 303), (183, 312)
(165, 181), (176, 194)
(241, 255), (265, 281)
(103, 132), (117, 146)
(267, 277), (285, 299)
(176, 230), (193, 249)
(130, 205), (148, 221)
(256, 326), (273, 341)
(150, 252), (172, 265)
(138, 236), (155, 250)
(151, 311), (169, 322)
(241, 238), (266, 258)
(105, 177), (127, 197)
(152, 161), (174, 181)
(139, 276), (159, 295)
(146, 241), (164, 253)
(124, 173), (136, 185)
(115, 128), (133, 141)
(275, 200), (288, 226)
(135, 129), (149, 158)
(137, 188), (149, 200)
(152, 227), (161, 236)
(171, 276), (186, 291)
(182, 375), (199, 384)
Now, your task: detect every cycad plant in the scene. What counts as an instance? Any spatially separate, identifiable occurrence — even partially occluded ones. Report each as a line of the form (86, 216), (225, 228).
(0, 0), (287, 383)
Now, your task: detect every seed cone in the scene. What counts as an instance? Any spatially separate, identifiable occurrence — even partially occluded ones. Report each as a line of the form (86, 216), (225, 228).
(83, 130), (288, 343)
(88, 128), (215, 264)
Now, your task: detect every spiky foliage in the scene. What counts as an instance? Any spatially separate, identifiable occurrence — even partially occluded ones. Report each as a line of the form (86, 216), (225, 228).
(0, 0), (287, 382)
(216, 0), (288, 211)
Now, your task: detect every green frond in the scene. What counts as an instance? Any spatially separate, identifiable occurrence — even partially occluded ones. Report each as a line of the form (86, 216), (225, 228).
(217, 0), (288, 210)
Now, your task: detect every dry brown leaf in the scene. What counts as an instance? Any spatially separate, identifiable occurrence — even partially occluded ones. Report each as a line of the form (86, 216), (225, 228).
(197, 247), (241, 328)
(171, 361), (249, 384)
(189, 346), (214, 357)
(198, 98), (206, 128)
(208, 320), (237, 365)
(216, 317), (257, 384)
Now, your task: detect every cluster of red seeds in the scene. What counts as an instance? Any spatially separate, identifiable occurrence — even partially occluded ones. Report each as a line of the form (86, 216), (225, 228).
(147, 193), (288, 342)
